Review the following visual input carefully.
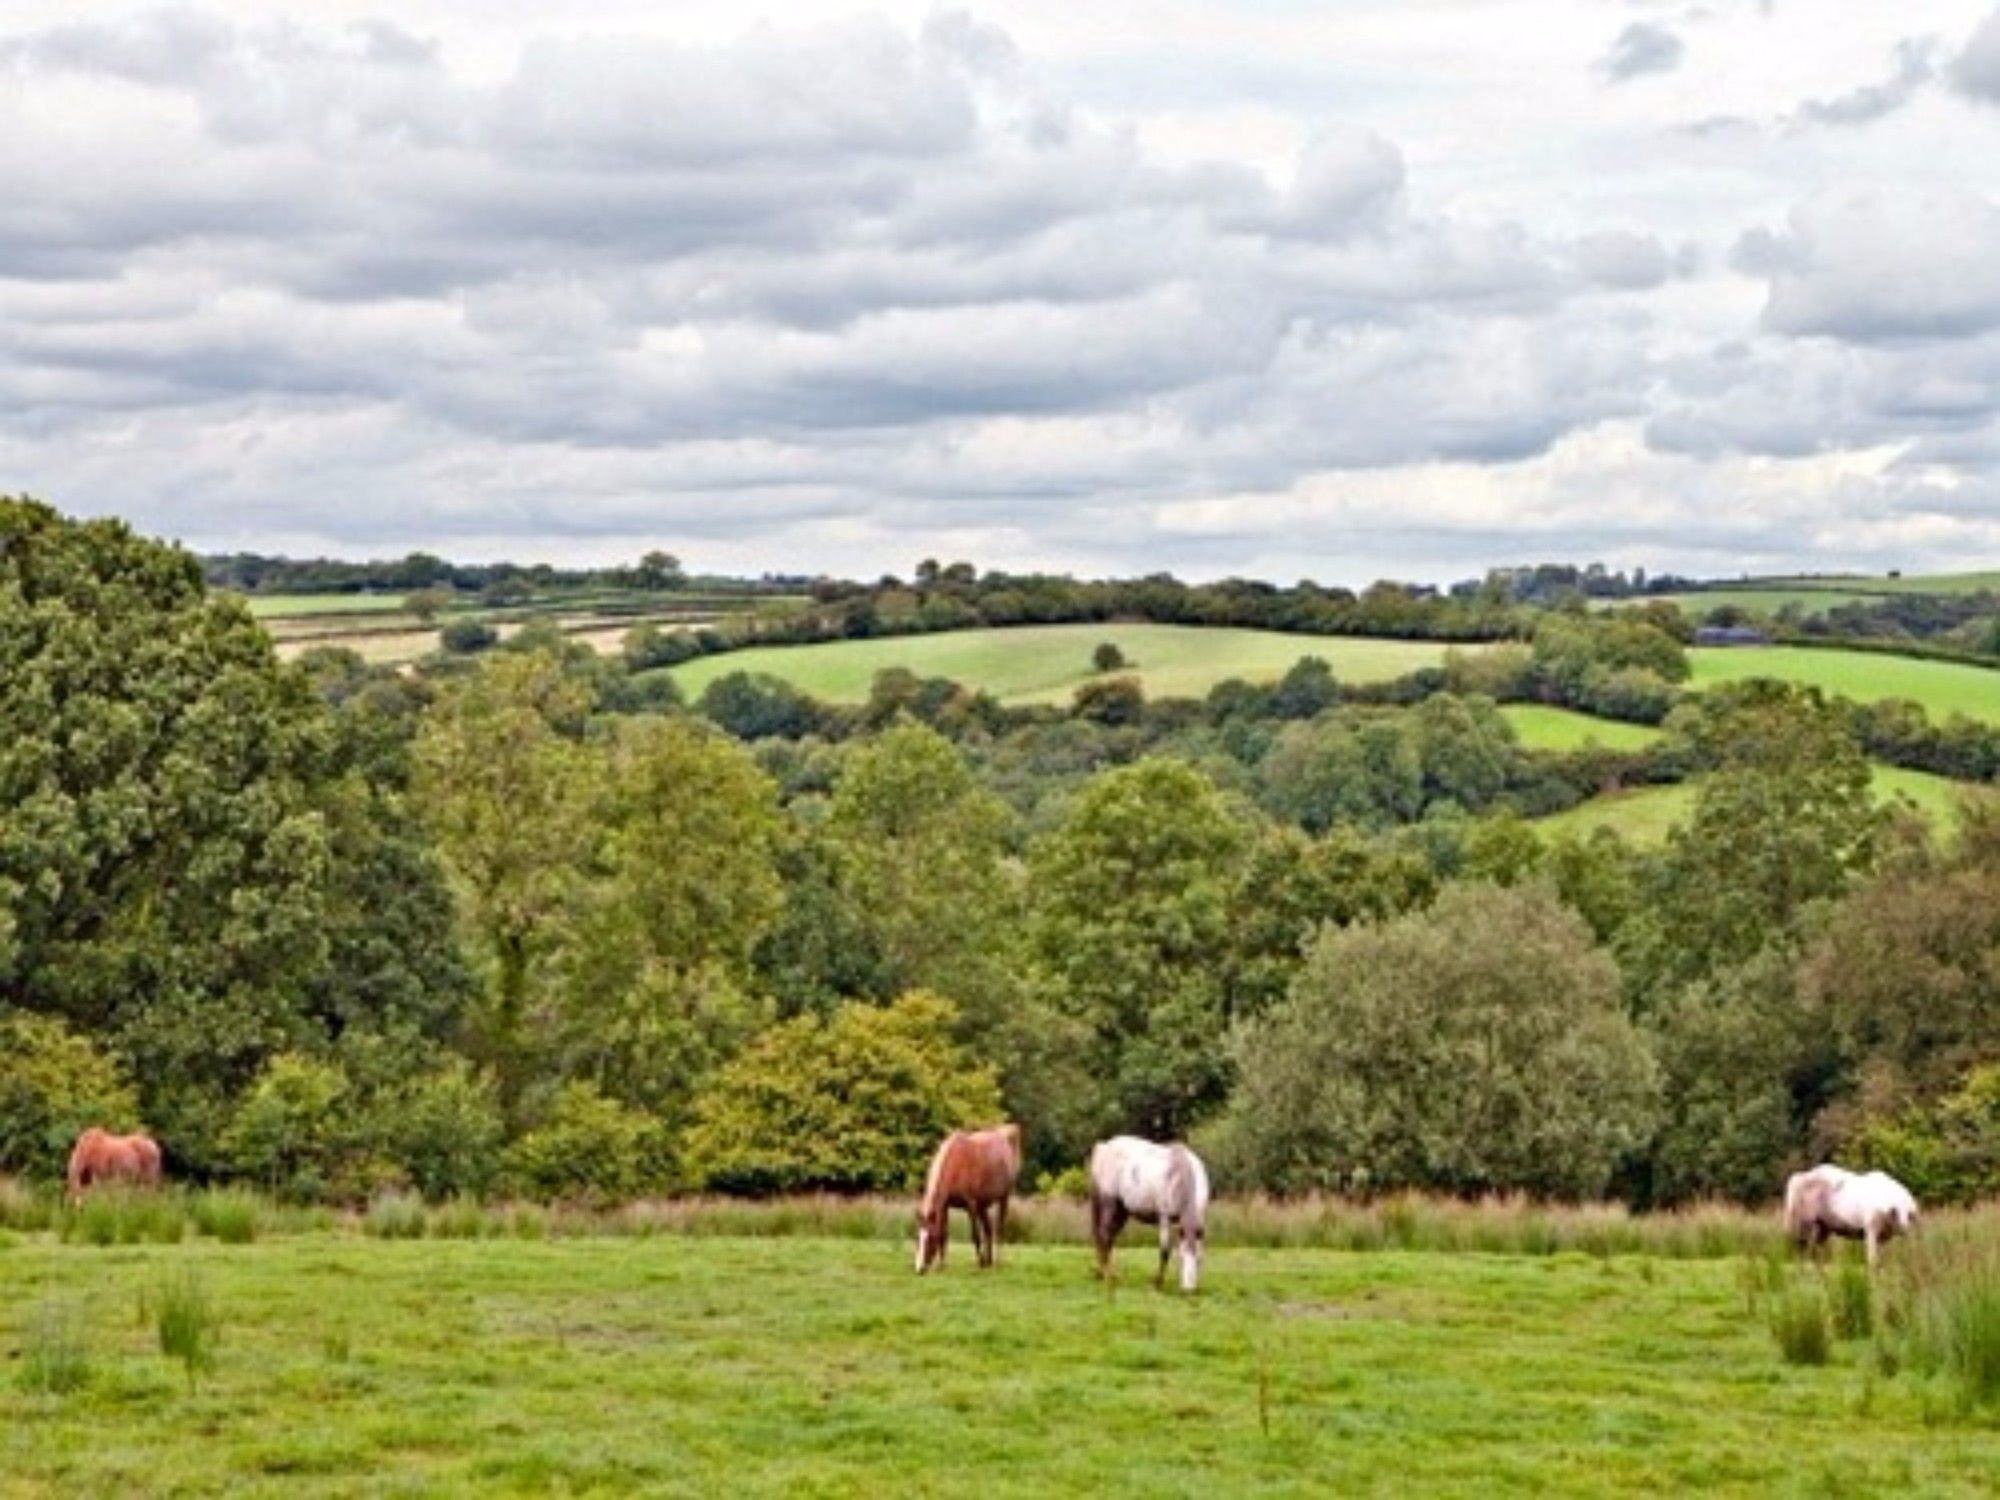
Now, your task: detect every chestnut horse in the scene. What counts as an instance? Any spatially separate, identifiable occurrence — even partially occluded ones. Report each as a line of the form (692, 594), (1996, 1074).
(914, 1123), (1021, 1273)
(66, 1127), (163, 1203)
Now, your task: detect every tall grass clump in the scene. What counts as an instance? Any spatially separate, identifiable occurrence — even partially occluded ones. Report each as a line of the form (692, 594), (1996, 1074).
(1768, 1282), (1833, 1366)
(61, 1189), (185, 1246)
(1880, 1227), (2000, 1411)
(364, 1192), (427, 1240)
(190, 1188), (261, 1244)
(154, 1267), (220, 1392)
(0, 1176), (57, 1233)
(1829, 1258), (1873, 1341)
(16, 1301), (91, 1396)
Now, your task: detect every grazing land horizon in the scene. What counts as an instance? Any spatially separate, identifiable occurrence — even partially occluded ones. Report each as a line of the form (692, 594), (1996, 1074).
(7, 1228), (1999, 1496)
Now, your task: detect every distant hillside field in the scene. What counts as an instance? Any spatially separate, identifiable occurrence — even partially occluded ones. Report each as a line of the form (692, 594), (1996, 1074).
(1688, 646), (2000, 724)
(1499, 705), (1663, 751)
(1534, 766), (1991, 845)
(667, 624), (1466, 706)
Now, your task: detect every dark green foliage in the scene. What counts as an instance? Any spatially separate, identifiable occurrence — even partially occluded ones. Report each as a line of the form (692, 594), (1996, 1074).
(0, 498), (344, 1169)
(699, 671), (826, 739)
(1092, 642), (1126, 673)
(1222, 884), (1659, 1197)
(684, 992), (1002, 1194)
(373, 1061), (506, 1201)
(440, 619), (498, 653)
(1029, 758), (1252, 1138)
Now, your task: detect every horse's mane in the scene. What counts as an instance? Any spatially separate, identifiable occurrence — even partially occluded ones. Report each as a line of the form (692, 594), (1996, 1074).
(919, 1132), (959, 1225)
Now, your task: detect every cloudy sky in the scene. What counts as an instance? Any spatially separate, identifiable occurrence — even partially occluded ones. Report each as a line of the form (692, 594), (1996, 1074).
(4, 1), (1999, 583)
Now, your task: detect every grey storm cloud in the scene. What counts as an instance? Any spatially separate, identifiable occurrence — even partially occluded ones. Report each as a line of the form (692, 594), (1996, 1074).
(1602, 23), (1685, 82)
(0, 4), (1996, 581)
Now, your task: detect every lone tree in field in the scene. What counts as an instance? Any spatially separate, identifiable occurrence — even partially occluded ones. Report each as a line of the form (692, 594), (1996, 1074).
(1093, 641), (1127, 673)
(1219, 882), (1659, 1197)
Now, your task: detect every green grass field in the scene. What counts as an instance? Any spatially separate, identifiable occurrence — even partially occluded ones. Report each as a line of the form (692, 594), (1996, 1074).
(6, 1231), (1998, 1495)
(1645, 589), (1885, 616)
(1500, 706), (1662, 752)
(1533, 767), (1992, 845)
(1689, 647), (2000, 725)
(669, 625), (1463, 706)
(233, 593), (412, 619)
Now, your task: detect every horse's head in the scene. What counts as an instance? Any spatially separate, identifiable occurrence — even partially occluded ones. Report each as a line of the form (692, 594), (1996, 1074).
(914, 1206), (945, 1274)
(1179, 1221), (1206, 1292)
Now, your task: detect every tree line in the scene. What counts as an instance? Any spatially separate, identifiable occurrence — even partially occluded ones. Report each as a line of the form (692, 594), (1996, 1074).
(4, 499), (1996, 1208)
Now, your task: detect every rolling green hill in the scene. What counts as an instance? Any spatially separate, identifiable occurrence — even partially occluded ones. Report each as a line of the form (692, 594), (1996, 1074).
(1687, 647), (2000, 724)
(1533, 765), (1991, 844)
(1499, 705), (1663, 751)
(668, 624), (1465, 706)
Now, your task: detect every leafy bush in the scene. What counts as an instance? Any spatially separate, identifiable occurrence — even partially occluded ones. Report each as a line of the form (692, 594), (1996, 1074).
(1221, 883), (1659, 1197)
(373, 1061), (505, 1201)
(220, 1053), (355, 1200)
(439, 619), (498, 654)
(684, 991), (1003, 1194)
(1852, 1065), (2000, 1206)
(0, 1013), (140, 1181)
(503, 1081), (669, 1203)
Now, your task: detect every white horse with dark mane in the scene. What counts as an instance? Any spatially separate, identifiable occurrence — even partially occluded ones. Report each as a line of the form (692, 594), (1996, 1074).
(1088, 1136), (1210, 1292)
(1783, 1164), (1919, 1271)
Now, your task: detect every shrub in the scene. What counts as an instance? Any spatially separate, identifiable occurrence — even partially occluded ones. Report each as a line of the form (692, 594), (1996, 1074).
(373, 1061), (505, 1201)
(504, 1081), (668, 1203)
(1221, 883), (1659, 1197)
(684, 991), (1003, 1194)
(220, 1053), (355, 1201)
(1852, 1065), (2000, 1206)
(439, 619), (498, 654)
(1092, 642), (1127, 673)
(0, 1013), (140, 1181)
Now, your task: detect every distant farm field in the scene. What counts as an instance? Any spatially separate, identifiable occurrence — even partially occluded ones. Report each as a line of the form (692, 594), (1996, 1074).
(1533, 766), (1993, 845)
(233, 592), (411, 618)
(1688, 647), (2000, 725)
(668, 625), (1464, 706)
(1499, 706), (1663, 751)
(6, 1232), (1997, 1495)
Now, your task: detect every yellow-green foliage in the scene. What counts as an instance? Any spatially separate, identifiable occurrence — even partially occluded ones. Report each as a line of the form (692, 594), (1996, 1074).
(684, 991), (1002, 1194)
(0, 1013), (139, 1180)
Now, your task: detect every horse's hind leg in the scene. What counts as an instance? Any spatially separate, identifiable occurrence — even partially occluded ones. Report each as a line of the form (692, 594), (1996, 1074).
(974, 1203), (995, 1269)
(991, 1198), (1008, 1268)
(1155, 1218), (1174, 1290)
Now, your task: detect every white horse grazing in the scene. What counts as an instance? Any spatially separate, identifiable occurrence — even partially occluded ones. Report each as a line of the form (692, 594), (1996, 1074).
(1088, 1136), (1211, 1293)
(1783, 1164), (1919, 1271)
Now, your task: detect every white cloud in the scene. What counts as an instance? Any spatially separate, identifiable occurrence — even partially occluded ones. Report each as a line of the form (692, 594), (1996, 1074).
(0, 2), (1996, 582)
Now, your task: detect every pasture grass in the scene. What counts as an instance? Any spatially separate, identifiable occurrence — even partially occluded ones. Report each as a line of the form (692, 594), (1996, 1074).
(1533, 765), (1991, 845)
(1500, 704), (1663, 751)
(5, 1226), (1999, 1495)
(667, 623), (1467, 706)
(1688, 646), (2000, 724)
(1879, 1221), (2000, 1413)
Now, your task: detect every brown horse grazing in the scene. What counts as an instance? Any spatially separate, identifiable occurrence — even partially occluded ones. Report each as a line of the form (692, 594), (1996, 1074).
(66, 1127), (163, 1203)
(915, 1123), (1021, 1274)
